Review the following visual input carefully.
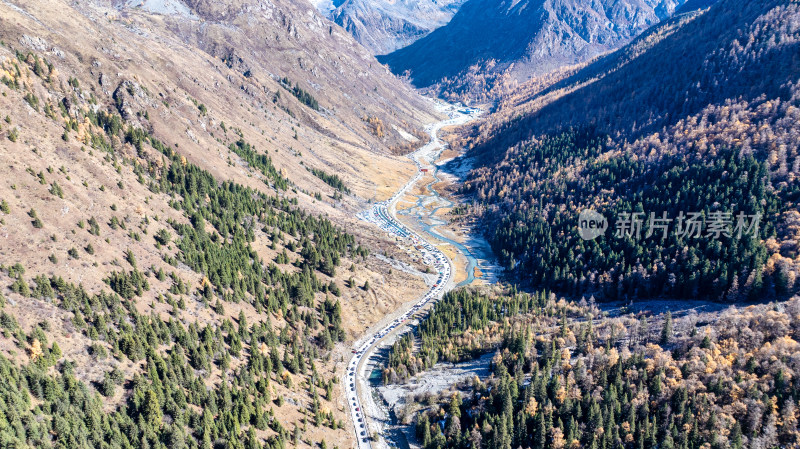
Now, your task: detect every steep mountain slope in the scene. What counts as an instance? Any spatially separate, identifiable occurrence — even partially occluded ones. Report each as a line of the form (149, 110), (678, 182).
(459, 0), (800, 301)
(379, 0), (686, 98)
(0, 0), (438, 447)
(329, 0), (468, 55)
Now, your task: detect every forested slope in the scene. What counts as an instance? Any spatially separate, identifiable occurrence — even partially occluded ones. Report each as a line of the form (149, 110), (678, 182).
(0, 48), (368, 448)
(397, 288), (800, 449)
(462, 0), (800, 301)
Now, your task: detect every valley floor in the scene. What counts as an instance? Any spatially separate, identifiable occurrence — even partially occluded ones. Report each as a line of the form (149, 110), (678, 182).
(345, 101), (501, 449)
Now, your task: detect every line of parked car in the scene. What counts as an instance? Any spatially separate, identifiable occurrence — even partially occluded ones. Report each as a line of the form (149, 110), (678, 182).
(346, 109), (478, 448)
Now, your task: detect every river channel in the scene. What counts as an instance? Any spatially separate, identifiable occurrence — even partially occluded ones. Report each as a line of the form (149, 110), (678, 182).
(357, 101), (501, 449)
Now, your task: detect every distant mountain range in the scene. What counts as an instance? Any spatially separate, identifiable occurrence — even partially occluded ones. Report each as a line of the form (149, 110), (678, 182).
(376, 0), (687, 95)
(328, 0), (468, 55)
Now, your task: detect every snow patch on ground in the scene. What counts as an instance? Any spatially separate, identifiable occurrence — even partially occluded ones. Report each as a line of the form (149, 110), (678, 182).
(125, 0), (195, 18)
(308, 0), (335, 16)
(378, 352), (495, 408)
(374, 253), (435, 284)
(392, 124), (420, 142)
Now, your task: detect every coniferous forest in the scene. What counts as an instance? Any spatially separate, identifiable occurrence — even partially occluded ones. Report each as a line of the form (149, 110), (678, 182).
(0, 127), (352, 448)
(464, 129), (784, 301)
(395, 288), (800, 449)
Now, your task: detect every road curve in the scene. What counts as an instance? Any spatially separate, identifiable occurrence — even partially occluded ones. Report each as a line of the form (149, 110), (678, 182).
(346, 104), (480, 449)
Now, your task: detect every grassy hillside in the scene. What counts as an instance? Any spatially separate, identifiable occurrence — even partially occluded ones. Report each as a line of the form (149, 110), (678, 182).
(0, 0), (439, 447)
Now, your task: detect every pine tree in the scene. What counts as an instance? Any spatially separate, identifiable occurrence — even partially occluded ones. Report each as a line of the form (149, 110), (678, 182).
(730, 422), (743, 449)
(533, 412), (546, 449)
(246, 427), (259, 449)
(660, 311), (673, 345)
(143, 389), (163, 428)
